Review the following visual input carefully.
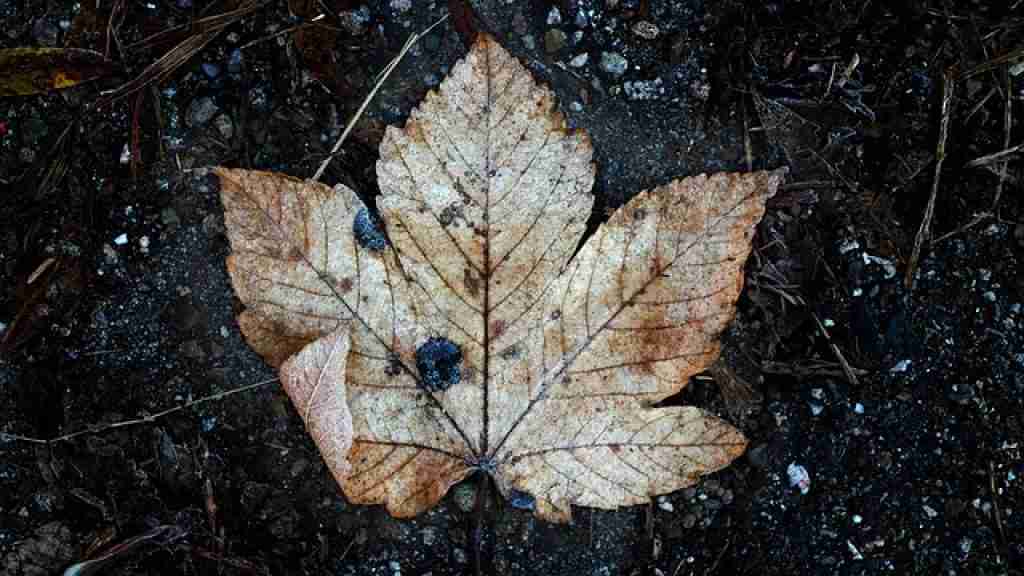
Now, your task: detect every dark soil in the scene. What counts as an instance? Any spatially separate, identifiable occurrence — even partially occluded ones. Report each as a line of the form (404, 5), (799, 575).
(2, 1), (1023, 575)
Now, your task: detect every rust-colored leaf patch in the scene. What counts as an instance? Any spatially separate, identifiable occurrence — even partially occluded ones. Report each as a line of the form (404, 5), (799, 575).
(216, 34), (783, 522)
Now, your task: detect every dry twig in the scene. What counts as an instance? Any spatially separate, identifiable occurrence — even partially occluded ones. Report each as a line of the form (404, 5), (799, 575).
(0, 378), (278, 445)
(96, 0), (269, 107)
(311, 13), (449, 182)
(905, 68), (954, 289)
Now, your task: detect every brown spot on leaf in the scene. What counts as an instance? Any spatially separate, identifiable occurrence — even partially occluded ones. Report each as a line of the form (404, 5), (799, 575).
(337, 276), (354, 293)
(490, 319), (506, 338)
(464, 267), (480, 298)
(218, 34), (775, 525)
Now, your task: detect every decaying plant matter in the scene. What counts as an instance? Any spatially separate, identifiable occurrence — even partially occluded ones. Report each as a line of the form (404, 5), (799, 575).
(216, 34), (782, 523)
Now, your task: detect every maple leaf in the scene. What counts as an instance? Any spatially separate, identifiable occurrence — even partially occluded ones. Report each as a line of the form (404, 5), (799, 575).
(215, 34), (783, 523)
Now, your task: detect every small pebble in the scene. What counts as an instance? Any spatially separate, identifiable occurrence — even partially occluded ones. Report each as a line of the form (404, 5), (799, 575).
(511, 11), (528, 36)
(114, 233), (128, 246)
(656, 496), (673, 512)
(787, 462), (811, 494)
(214, 115), (234, 140)
(632, 21), (659, 39)
(600, 52), (628, 76)
(569, 53), (589, 67)
(545, 29), (566, 53)
(201, 62), (220, 78)
(890, 359), (911, 373)
(228, 49), (244, 73)
(188, 97), (219, 127)
(682, 514), (696, 529)
(547, 7), (562, 25)
(746, 444), (769, 469)
(161, 207), (181, 227)
(339, 6), (371, 35)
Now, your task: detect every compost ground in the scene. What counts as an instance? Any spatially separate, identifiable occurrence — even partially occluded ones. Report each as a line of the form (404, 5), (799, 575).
(1, 1), (1022, 575)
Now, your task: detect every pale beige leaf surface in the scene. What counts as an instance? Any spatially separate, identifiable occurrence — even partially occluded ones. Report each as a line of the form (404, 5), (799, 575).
(218, 33), (783, 523)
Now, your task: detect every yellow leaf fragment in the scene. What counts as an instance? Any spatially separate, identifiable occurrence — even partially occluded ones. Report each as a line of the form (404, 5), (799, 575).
(218, 34), (783, 523)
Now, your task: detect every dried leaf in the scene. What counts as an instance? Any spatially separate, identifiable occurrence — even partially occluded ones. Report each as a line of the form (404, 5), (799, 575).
(0, 47), (112, 97)
(217, 34), (783, 522)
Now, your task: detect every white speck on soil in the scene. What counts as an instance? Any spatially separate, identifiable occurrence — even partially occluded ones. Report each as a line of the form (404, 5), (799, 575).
(890, 359), (912, 373)
(787, 463), (811, 494)
(570, 53), (589, 67)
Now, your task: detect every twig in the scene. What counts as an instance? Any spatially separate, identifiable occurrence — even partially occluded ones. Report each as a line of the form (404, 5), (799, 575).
(311, 13), (449, 182)
(965, 142), (1024, 168)
(957, 46), (1024, 80)
(0, 378), (278, 445)
(97, 0), (269, 106)
(238, 19), (327, 51)
(742, 91), (753, 172)
(810, 312), (860, 387)
(993, 63), (1012, 209)
(988, 461), (1007, 546)
(930, 211), (991, 244)
(905, 68), (954, 289)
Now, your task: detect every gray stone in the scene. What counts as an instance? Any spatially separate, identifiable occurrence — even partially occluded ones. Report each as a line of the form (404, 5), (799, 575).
(545, 29), (566, 53)
(188, 97), (219, 127)
(600, 52), (628, 76)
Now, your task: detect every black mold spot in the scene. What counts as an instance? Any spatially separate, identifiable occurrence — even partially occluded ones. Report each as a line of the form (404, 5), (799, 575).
(353, 207), (388, 251)
(439, 203), (464, 227)
(415, 337), (463, 392)
(384, 353), (402, 377)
